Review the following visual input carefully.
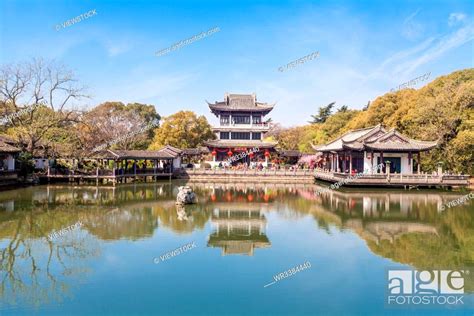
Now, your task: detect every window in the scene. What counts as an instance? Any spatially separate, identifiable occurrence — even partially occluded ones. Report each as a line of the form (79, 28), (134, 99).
(252, 116), (262, 124)
(252, 132), (261, 140)
(220, 132), (230, 139)
(232, 116), (250, 124)
(231, 132), (250, 140)
(220, 115), (229, 125)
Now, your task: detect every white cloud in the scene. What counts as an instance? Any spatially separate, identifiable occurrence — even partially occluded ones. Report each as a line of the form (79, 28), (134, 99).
(448, 13), (467, 27)
(105, 40), (132, 57)
(394, 23), (474, 76)
(402, 9), (424, 40)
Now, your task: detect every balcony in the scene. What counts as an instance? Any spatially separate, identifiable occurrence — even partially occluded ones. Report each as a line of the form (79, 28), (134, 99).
(216, 122), (272, 130)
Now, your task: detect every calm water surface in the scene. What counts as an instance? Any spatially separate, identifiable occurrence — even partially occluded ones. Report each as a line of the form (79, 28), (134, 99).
(0, 182), (473, 315)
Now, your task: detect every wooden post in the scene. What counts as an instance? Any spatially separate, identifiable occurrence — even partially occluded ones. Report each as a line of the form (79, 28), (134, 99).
(342, 153), (345, 172)
(96, 167), (99, 186)
(385, 161), (391, 183)
(380, 151), (384, 173)
(169, 159), (172, 181)
(349, 151), (352, 173)
(371, 151), (374, 173)
(417, 152), (421, 174)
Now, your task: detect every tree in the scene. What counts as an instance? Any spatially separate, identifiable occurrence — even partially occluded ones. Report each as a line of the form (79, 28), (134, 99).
(337, 105), (348, 113)
(0, 58), (86, 154)
(148, 111), (215, 149)
(78, 102), (160, 153)
(336, 68), (474, 174)
(362, 101), (370, 111)
(309, 102), (335, 124)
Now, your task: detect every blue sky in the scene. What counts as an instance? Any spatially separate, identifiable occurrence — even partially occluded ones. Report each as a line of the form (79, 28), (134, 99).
(0, 0), (473, 126)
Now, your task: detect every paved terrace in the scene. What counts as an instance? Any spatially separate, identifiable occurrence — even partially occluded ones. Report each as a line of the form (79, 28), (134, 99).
(314, 170), (469, 188)
(177, 168), (469, 187)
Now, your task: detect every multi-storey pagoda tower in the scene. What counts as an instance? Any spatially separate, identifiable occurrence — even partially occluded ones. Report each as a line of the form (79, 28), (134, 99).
(204, 93), (277, 166)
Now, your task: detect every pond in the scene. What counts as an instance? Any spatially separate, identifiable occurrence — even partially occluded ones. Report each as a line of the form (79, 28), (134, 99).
(0, 182), (473, 315)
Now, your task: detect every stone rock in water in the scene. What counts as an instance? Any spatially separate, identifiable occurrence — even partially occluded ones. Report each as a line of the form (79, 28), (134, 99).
(176, 204), (189, 221)
(176, 186), (196, 205)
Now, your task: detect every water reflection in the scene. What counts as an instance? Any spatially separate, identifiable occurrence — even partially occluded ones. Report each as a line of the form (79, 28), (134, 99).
(208, 204), (270, 256)
(0, 182), (473, 308)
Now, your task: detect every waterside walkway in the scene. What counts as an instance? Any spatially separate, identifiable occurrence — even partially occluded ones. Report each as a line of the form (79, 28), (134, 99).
(313, 170), (469, 188)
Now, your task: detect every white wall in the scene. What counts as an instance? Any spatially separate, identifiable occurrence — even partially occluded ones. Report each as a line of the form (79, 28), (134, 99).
(363, 151), (413, 174)
(6, 155), (15, 170)
(173, 157), (181, 169)
(34, 159), (49, 169)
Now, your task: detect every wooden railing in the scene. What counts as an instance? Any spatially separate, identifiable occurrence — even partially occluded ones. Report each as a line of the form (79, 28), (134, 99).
(47, 167), (171, 177)
(181, 168), (313, 176)
(0, 170), (18, 180)
(314, 170), (469, 186)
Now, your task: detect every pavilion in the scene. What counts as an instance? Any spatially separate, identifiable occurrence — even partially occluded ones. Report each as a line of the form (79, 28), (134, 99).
(45, 145), (183, 184)
(0, 135), (21, 185)
(0, 135), (20, 172)
(204, 93), (278, 167)
(312, 124), (439, 174)
(207, 203), (271, 256)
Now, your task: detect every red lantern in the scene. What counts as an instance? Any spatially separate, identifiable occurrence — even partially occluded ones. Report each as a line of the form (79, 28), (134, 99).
(211, 150), (217, 156)
(211, 194), (216, 201)
(227, 150), (233, 157)
(264, 150), (270, 157)
(247, 194), (254, 202)
(249, 152), (254, 158)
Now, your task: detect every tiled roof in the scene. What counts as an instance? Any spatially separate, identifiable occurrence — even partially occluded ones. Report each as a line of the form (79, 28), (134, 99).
(90, 147), (180, 159)
(276, 149), (302, 157)
(315, 125), (439, 152)
(363, 129), (438, 151)
(0, 135), (17, 145)
(315, 125), (381, 152)
(0, 142), (21, 153)
(0, 134), (20, 153)
(207, 93), (275, 115)
(182, 147), (210, 155)
(160, 145), (182, 156)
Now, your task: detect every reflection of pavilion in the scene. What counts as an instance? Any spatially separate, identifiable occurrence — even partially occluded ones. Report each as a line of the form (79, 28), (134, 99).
(207, 204), (271, 256)
(315, 189), (466, 217)
(345, 219), (438, 245)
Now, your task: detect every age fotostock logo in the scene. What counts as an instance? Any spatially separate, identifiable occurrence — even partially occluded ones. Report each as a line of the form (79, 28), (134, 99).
(387, 269), (467, 306)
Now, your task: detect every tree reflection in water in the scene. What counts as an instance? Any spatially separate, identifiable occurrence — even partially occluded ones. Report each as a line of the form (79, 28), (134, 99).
(0, 182), (473, 306)
(0, 208), (99, 307)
